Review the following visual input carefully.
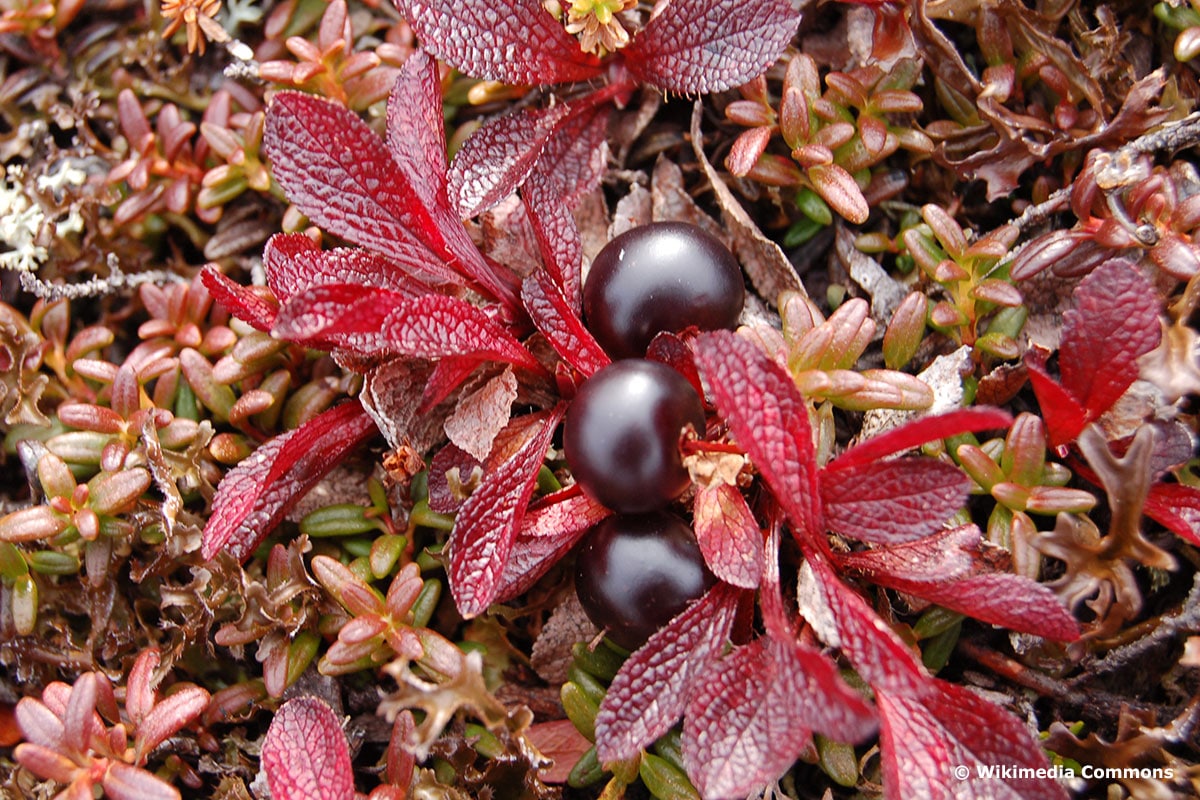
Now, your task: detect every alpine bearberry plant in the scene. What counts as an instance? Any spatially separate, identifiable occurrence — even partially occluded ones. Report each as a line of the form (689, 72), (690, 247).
(4, 0), (1200, 798)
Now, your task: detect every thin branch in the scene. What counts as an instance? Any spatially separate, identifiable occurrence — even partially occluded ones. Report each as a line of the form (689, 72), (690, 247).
(18, 255), (187, 301)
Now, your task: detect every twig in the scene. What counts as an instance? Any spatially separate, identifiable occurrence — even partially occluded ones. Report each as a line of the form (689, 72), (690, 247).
(18, 254), (187, 300)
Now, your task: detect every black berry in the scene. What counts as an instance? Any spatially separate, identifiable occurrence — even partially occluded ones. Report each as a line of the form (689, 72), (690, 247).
(574, 511), (714, 650)
(563, 359), (704, 513)
(583, 222), (744, 359)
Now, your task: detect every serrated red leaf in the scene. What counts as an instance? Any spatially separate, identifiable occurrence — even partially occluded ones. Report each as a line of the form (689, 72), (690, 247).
(449, 103), (574, 219)
(595, 582), (741, 763)
(623, 0), (800, 94)
(820, 458), (970, 544)
(265, 90), (514, 307)
(386, 52), (449, 212)
(201, 402), (377, 561)
(834, 526), (982, 582)
(495, 491), (611, 601)
(533, 103), (611, 210)
(837, 530), (1079, 641)
(521, 271), (609, 377)
(200, 266), (276, 332)
(1058, 260), (1161, 422)
(796, 556), (928, 696)
(383, 295), (543, 373)
(428, 443), (483, 514)
(261, 697), (354, 800)
(417, 356), (483, 414)
(272, 284), (409, 352)
(448, 406), (565, 617)
(693, 331), (824, 552)
(1143, 482), (1200, 547)
(263, 235), (443, 300)
(908, 573), (1080, 641)
(1025, 349), (1088, 448)
(682, 636), (876, 800)
(522, 169), (583, 312)
(826, 407), (1014, 472)
(877, 680), (1068, 800)
(264, 92), (446, 269)
(692, 483), (763, 588)
(395, 0), (602, 86)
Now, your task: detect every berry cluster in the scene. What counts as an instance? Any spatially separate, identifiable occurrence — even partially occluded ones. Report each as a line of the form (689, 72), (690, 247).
(564, 222), (744, 648)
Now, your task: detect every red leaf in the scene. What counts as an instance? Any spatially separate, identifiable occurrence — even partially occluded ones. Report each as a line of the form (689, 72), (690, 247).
(877, 680), (1068, 800)
(693, 331), (824, 551)
(521, 270), (609, 378)
(522, 169), (583, 312)
(449, 103), (574, 219)
(263, 235), (444, 300)
(264, 92), (446, 270)
(449, 406), (565, 617)
(533, 102), (611, 210)
(1025, 348), (1089, 448)
(382, 295), (543, 373)
(272, 284), (409, 353)
(682, 636), (876, 799)
(494, 491), (611, 601)
(834, 526), (982, 583)
(796, 555), (928, 696)
(837, 531), (1079, 641)
(200, 266), (276, 332)
(595, 582), (741, 763)
(525, 719), (593, 784)
(201, 402), (377, 561)
(820, 458), (970, 544)
(386, 52), (450, 212)
(692, 483), (763, 588)
(261, 697), (354, 800)
(623, 0), (800, 94)
(418, 356), (483, 414)
(826, 407), (1014, 472)
(1143, 482), (1200, 547)
(1058, 260), (1161, 422)
(395, 0), (602, 86)
(428, 444), (483, 514)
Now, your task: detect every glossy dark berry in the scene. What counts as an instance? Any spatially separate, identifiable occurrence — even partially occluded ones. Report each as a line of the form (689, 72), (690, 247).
(574, 511), (714, 650)
(563, 359), (704, 513)
(583, 221), (745, 359)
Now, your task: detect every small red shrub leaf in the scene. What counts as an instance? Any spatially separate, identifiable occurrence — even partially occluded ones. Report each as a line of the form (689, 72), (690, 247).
(261, 697), (355, 800)
(820, 458), (970, 544)
(693, 331), (824, 550)
(534, 103), (611, 210)
(449, 103), (574, 219)
(796, 556), (927, 696)
(1144, 482), (1200, 546)
(382, 295), (543, 373)
(826, 407), (1013, 472)
(522, 170), (584, 311)
(394, 0), (602, 86)
(200, 266), (277, 332)
(624, 0), (800, 94)
(1025, 349), (1089, 447)
(201, 402), (377, 561)
(495, 491), (611, 602)
(595, 582), (741, 763)
(264, 235), (443, 300)
(521, 270), (609, 378)
(1058, 260), (1161, 422)
(264, 92), (443, 265)
(682, 637), (875, 799)
(878, 681), (1068, 800)
(692, 483), (764, 588)
(272, 284), (409, 352)
(386, 52), (450, 211)
(448, 407), (565, 617)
